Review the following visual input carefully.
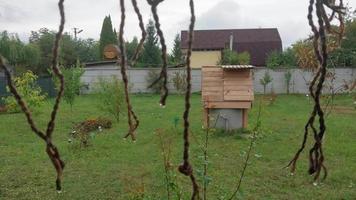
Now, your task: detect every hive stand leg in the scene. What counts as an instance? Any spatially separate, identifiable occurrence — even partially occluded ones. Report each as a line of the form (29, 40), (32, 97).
(203, 108), (209, 129)
(242, 109), (248, 128)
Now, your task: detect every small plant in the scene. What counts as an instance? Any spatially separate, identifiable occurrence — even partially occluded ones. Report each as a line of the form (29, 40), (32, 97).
(171, 71), (187, 94)
(94, 76), (126, 122)
(228, 100), (263, 200)
(146, 69), (163, 94)
(2, 70), (46, 113)
(219, 49), (250, 65)
(268, 89), (278, 106)
(200, 125), (215, 200)
(259, 71), (273, 94)
(70, 117), (112, 147)
(285, 70), (292, 94)
(155, 128), (182, 200)
(236, 51), (250, 65)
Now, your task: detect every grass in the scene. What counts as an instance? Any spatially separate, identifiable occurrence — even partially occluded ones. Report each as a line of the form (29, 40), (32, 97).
(0, 94), (355, 199)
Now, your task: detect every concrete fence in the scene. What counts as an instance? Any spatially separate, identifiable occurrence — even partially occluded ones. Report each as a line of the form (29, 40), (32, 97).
(81, 65), (356, 94)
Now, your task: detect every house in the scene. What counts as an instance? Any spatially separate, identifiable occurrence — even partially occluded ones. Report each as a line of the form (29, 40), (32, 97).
(181, 28), (282, 67)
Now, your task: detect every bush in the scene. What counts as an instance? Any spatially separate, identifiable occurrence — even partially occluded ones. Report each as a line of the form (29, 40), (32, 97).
(146, 69), (163, 93)
(94, 76), (126, 122)
(219, 49), (250, 65)
(2, 71), (47, 113)
(236, 51), (251, 65)
(328, 48), (356, 67)
(171, 71), (187, 94)
(266, 48), (297, 69)
(266, 51), (282, 68)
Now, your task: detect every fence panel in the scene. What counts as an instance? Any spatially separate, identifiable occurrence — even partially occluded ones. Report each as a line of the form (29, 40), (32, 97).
(0, 76), (57, 106)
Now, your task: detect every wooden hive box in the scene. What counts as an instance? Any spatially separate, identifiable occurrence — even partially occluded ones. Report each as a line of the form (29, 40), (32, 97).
(202, 65), (254, 129)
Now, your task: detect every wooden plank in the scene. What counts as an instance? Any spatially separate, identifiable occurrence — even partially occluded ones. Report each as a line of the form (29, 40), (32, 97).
(224, 75), (252, 80)
(202, 95), (223, 101)
(224, 95), (254, 101)
(203, 77), (223, 81)
(206, 101), (252, 109)
(224, 90), (253, 96)
(224, 80), (253, 86)
(242, 109), (248, 128)
(223, 70), (251, 78)
(202, 86), (223, 92)
(202, 91), (223, 96)
(224, 77), (252, 81)
(224, 85), (252, 91)
(203, 71), (223, 77)
(202, 81), (223, 87)
(202, 67), (222, 72)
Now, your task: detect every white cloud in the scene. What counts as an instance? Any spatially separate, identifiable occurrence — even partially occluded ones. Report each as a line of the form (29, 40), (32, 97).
(0, 0), (355, 48)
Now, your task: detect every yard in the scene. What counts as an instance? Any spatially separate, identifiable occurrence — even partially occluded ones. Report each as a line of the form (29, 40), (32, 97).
(0, 94), (355, 199)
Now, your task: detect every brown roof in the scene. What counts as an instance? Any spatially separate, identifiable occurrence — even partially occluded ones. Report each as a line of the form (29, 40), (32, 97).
(181, 28), (282, 66)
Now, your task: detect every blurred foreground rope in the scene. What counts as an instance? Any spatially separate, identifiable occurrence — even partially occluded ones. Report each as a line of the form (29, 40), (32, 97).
(0, 0), (66, 191)
(147, 0), (169, 107)
(287, 0), (345, 182)
(118, 0), (147, 140)
(177, 0), (200, 199)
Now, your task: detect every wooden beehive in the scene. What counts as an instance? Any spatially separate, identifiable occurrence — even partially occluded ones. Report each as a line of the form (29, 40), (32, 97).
(202, 65), (254, 129)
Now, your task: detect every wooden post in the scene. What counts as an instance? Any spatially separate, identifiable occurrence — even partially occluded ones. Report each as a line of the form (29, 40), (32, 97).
(242, 109), (248, 128)
(203, 107), (209, 128)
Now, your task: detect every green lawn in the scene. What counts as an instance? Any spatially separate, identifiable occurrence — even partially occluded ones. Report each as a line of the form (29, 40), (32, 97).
(0, 94), (355, 199)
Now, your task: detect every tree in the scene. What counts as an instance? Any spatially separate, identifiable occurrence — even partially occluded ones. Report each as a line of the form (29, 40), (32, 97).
(99, 15), (118, 59)
(52, 60), (84, 111)
(323, 18), (356, 67)
(94, 76), (126, 122)
(0, 31), (41, 74)
(59, 34), (78, 67)
(266, 48), (297, 69)
(139, 19), (162, 67)
(169, 33), (183, 65)
(75, 38), (100, 63)
(28, 28), (100, 73)
(126, 37), (139, 61)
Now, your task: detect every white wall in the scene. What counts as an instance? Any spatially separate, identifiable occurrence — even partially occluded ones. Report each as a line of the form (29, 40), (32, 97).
(82, 65), (356, 94)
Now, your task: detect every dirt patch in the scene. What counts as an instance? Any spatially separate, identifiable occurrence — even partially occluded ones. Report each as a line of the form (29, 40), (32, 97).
(0, 105), (7, 113)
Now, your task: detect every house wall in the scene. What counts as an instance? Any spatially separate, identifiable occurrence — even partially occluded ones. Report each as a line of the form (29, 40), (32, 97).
(81, 65), (356, 94)
(190, 51), (221, 68)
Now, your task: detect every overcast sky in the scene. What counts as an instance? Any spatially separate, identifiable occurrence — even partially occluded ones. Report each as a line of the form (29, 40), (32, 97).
(1, 0), (355, 50)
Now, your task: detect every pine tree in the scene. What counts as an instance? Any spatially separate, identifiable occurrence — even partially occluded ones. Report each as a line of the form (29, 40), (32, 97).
(99, 15), (117, 59)
(139, 19), (162, 67)
(169, 33), (183, 65)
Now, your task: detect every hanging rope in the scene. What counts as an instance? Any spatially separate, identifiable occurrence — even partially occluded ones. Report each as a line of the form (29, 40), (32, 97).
(130, 0), (147, 67)
(287, 0), (345, 182)
(118, 0), (147, 141)
(177, 0), (200, 199)
(0, 0), (66, 191)
(146, 0), (169, 107)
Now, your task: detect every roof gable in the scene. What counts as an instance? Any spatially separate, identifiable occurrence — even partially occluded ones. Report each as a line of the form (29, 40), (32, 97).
(181, 28), (282, 50)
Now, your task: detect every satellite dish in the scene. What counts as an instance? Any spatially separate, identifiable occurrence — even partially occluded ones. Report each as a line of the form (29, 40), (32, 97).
(103, 44), (120, 60)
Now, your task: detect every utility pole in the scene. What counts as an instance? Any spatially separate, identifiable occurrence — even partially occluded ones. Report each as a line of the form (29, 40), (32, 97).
(73, 27), (83, 40)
